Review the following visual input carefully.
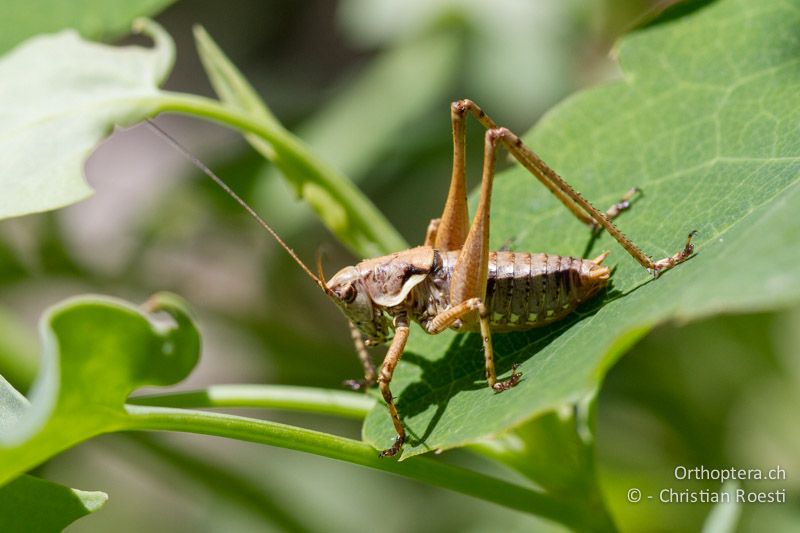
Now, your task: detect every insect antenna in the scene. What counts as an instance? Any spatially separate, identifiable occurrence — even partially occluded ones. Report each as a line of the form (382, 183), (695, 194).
(145, 118), (332, 295)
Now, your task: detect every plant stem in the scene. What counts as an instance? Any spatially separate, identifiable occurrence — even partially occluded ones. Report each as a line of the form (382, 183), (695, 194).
(129, 385), (375, 419)
(123, 405), (594, 531)
(152, 92), (408, 258)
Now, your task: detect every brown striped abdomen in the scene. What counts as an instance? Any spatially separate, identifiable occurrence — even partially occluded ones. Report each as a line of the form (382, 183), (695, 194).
(483, 251), (609, 331)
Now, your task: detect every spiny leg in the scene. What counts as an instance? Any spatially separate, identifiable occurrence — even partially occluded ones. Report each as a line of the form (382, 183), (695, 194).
(343, 320), (377, 391)
(436, 100), (633, 250)
(452, 99), (595, 227)
(453, 99), (695, 276)
(426, 298), (521, 390)
(377, 315), (410, 458)
(583, 187), (641, 255)
(457, 100), (639, 229)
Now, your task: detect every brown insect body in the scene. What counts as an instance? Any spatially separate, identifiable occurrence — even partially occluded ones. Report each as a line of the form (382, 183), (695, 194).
(328, 246), (610, 343)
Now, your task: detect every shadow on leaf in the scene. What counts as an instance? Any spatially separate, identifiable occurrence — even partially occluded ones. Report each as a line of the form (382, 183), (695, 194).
(395, 286), (614, 451)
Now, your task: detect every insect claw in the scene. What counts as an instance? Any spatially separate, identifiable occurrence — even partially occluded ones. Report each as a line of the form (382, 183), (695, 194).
(650, 230), (698, 277)
(379, 435), (404, 458)
(492, 363), (522, 392)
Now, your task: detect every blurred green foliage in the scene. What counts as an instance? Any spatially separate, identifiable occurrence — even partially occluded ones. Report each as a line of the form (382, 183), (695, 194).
(0, 0), (175, 54)
(1, 0), (798, 532)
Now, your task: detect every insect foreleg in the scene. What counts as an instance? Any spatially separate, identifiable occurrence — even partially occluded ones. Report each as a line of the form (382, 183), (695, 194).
(377, 315), (410, 458)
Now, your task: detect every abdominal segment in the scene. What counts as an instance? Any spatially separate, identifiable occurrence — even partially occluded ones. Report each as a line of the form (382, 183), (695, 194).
(484, 251), (609, 331)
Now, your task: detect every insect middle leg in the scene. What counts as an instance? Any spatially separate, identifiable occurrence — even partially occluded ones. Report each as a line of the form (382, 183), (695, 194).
(426, 298), (521, 391)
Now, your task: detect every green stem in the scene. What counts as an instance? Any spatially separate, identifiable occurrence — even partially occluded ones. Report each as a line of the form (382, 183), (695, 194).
(129, 385), (375, 419)
(152, 92), (408, 258)
(122, 405), (592, 531)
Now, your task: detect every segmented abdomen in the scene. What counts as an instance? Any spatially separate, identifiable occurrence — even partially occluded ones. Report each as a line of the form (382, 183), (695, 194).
(485, 251), (608, 331)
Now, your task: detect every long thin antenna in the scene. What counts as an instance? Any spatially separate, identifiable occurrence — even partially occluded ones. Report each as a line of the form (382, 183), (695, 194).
(145, 119), (331, 295)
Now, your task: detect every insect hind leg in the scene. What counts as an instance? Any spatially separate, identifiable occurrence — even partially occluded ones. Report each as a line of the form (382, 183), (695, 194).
(454, 99), (696, 276)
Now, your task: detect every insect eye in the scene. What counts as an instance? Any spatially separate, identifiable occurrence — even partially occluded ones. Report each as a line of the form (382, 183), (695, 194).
(341, 285), (357, 303)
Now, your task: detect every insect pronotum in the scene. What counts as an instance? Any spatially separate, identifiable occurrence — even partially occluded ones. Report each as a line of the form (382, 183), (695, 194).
(147, 99), (696, 458)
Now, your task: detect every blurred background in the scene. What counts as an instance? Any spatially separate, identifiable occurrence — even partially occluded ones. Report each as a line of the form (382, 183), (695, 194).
(0, 0), (797, 531)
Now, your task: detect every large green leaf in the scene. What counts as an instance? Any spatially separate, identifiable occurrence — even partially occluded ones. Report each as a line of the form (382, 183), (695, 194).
(0, 293), (200, 485)
(363, 0), (800, 458)
(0, 0), (175, 54)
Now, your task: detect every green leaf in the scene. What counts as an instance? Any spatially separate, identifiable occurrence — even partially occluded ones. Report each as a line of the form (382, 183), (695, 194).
(472, 399), (615, 529)
(0, 18), (174, 221)
(363, 0), (800, 458)
(0, 0), (175, 55)
(0, 292), (200, 484)
(1, 373), (107, 531)
(0, 474), (107, 533)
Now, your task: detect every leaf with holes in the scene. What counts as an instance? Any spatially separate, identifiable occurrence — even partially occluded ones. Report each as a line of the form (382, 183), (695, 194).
(0, 293), (200, 484)
(363, 0), (800, 458)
